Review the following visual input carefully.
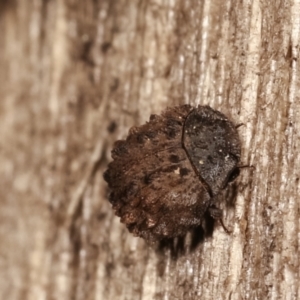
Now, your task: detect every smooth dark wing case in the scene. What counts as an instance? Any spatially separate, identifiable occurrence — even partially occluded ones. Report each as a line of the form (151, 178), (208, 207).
(104, 105), (211, 240)
(183, 106), (241, 197)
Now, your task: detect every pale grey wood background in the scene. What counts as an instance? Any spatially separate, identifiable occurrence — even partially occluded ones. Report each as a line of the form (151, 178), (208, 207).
(0, 0), (299, 299)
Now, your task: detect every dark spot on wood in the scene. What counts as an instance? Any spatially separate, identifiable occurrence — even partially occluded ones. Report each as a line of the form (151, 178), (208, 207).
(101, 41), (112, 53)
(107, 121), (117, 133)
(110, 78), (119, 92)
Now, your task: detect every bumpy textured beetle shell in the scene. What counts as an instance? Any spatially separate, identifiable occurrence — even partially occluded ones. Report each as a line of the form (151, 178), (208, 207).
(103, 105), (241, 240)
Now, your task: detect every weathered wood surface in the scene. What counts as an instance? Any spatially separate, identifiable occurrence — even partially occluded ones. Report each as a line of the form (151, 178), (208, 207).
(0, 0), (299, 299)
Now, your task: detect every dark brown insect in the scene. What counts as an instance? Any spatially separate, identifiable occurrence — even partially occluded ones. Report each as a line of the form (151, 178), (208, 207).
(103, 105), (241, 241)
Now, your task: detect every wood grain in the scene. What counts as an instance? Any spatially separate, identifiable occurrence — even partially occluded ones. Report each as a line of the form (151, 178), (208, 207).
(0, 0), (299, 299)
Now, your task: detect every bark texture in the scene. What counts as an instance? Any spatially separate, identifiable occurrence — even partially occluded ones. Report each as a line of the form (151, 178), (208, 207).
(0, 0), (299, 299)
